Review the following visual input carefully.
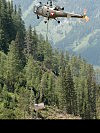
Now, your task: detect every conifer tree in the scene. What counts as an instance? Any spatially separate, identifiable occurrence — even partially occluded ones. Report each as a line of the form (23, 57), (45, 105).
(55, 76), (66, 109)
(0, 51), (6, 87)
(65, 65), (77, 114)
(15, 31), (26, 68)
(25, 55), (35, 88)
(46, 71), (55, 105)
(4, 41), (21, 91)
(0, 0), (8, 53)
(87, 64), (97, 119)
(39, 72), (48, 104)
(52, 50), (60, 76)
(25, 55), (42, 104)
(15, 87), (31, 119)
(58, 52), (68, 111)
(24, 25), (33, 57)
(32, 28), (38, 60)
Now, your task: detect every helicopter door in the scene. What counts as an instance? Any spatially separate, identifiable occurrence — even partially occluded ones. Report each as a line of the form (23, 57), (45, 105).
(43, 6), (50, 17)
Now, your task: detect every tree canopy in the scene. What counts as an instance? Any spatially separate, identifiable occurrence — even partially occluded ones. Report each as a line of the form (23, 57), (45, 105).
(0, 0), (99, 119)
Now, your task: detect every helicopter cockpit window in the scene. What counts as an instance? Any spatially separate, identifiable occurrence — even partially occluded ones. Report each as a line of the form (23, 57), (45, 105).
(54, 6), (60, 11)
(33, 6), (38, 13)
(54, 6), (64, 11)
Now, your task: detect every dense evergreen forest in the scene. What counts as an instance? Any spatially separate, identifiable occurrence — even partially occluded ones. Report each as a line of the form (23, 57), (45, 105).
(0, 0), (100, 119)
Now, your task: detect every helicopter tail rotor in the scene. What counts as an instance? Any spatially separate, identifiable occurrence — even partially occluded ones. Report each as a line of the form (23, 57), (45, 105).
(83, 9), (89, 22)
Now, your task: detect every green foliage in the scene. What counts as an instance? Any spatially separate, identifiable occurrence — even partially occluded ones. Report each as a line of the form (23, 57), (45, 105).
(4, 41), (21, 91)
(15, 87), (32, 119)
(0, 0), (25, 53)
(25, 55), (42, 90)
(0, 51), (6, 87)
(0, 0), (98, 119)
(40, 71), (56, 105)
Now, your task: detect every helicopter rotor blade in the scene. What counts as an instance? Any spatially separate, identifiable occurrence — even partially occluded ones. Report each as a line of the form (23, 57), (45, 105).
(84, 8), (87, 15)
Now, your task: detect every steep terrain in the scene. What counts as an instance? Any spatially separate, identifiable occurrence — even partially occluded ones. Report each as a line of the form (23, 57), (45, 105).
(12, 0), (100, 66)
(0, 0), (98, 119)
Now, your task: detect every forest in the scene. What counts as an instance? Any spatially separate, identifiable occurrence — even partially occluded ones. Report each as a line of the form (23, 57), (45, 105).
(0, 0), (100, 119)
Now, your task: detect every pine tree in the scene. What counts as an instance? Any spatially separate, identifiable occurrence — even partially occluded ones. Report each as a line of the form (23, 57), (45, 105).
(0, 84), (16, 119)
(74, 60), (88, 117)
(39, 72), (48, 104)
(25, 55), (42, 104)
(87, 64), (97, 119)
(65, 65), (77, 114)
(24, 25), (33, 57)
(4, 41), (21, 92)
(0, 51), (6, 88)
(25, 55), (35, 88)
(15, 31), (26, 69)
(32, 28), (38, 60)
(58, 52), (68, 111)
(46, 71), (55, 105)
(55, 76), (66, 109)
(6, 0), (16, 43)
(15, 87), (31, 119)
(52, 50), (60, 76)
(0, 29), (7, 52)
(0, 0), (8, 53)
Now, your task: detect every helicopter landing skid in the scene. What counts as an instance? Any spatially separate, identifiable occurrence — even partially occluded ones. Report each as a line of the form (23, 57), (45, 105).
(54, 18), (60, 24)
(44, 21), (47, 24)
(37, 15), (39, 19)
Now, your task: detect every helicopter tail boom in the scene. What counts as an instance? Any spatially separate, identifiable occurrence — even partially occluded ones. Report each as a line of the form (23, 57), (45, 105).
(62, 11), (89, 22)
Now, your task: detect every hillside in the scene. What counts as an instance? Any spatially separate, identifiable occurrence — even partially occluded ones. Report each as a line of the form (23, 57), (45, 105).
(0, 0), (99, 119)
(12, 0), (100, 66)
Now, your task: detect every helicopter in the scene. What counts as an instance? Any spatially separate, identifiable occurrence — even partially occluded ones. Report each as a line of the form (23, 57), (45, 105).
(33, 0), (89, 24)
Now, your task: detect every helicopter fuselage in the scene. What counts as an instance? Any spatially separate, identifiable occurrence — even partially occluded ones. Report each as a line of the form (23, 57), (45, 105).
(33, 5), (70, 19)
(33, 3), (89, 23)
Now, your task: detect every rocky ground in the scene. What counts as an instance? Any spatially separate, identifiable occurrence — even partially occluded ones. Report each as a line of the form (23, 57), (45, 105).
(34, 106), (81, 120)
